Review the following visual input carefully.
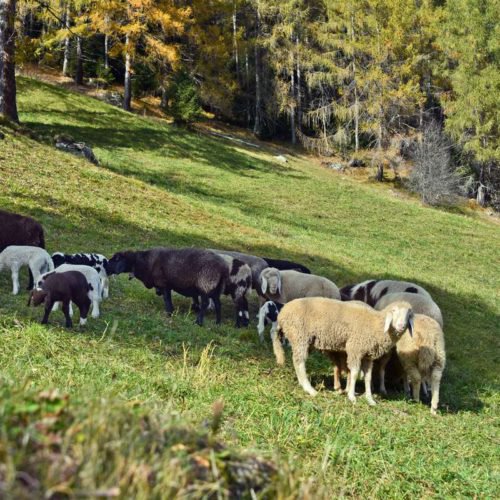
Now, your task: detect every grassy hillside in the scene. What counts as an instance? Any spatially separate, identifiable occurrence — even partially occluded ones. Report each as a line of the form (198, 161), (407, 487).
(0, 77), (499, 497)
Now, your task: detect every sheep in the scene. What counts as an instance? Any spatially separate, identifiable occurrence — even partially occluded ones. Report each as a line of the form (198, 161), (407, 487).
(375, 292), (443, 328)
(394, 314), (446, 414)
(107, 248), (228, 326)
(191, 255), (252, 327)
(257, 300), (283, 342)
(340, 279), (432, 306)
(273, 298), (414, 406)
(52, 252), (110, 299)
(37, 264), (102, 318)
(260, 267), (340, 304)
(0, 245), (54, 295)
(211, 250), (269, 295)
(28, 271), (92, 328)
(261, 257), (311, 274)
(0, 210), (46, 289)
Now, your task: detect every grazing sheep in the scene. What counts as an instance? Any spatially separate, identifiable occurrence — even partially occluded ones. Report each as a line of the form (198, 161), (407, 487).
(0, 210), (46, 289)
(376, 315), (445, 414)
(191, 255), (252, 327)
(37, 264), (102, 318)
(52, 252), (110, 299)
(261, 257), (311, 274)
(375, 292), (443, 327)
(260, 268), (340, 304)
(0, 246), (54, 295)
(107, 248), (228, 326)
(28, 271), (92, 327)
(212, 250), (269, 296)
(257, 300), (284, 342)
(274, 298), (414, 405)
(340, 279), (432, 306)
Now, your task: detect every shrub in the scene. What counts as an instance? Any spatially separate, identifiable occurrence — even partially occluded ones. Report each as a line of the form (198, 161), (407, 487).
(166, 71), (202, 124)
(408, 122), (461, 206)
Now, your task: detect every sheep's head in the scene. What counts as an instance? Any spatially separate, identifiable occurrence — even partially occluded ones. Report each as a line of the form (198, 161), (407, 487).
(106, 251), (136, 275)
(383, 301), (414, 337)
(28, 288), (47, 307)
(260, 268), (281, 296)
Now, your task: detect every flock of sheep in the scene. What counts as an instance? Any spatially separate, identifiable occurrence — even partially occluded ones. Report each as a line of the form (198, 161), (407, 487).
(0, 209), (446, 414)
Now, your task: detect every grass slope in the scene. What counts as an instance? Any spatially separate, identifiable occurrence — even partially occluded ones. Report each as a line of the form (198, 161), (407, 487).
(0, 76), (499, 497)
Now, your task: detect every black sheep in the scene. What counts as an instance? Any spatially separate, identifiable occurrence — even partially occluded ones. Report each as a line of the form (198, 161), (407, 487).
(261, 257), (311, 274)
(107, 247), (228, 326)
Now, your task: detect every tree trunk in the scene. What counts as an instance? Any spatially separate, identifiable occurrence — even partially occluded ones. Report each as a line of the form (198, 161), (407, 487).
(104, 15), (110, 70)
(0, 0), (19, 122)
(123, 34), (132, 111)
(245, 48), (250, 127)
(232, 0), (239, 79)
(62, 6), (71, 76)
(75, 36), (83, 85)
(295, 34), (302, 135)
(253, 1), (263, 138)
(351, 15), (359, 152)
(290, 50), (296, 145)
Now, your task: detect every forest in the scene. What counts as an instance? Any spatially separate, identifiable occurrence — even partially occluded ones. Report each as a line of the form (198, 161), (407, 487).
(1, 0), (499, 207)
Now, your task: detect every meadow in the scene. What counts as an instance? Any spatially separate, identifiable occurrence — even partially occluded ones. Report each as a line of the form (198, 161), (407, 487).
(0, 77), (498, 498)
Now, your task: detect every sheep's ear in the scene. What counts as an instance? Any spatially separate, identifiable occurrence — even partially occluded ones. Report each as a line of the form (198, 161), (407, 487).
(261, 276), (268, 294)
(384, 311), (393, 334)
(408, 315), (414, 337)
(277, 272), (282, 295)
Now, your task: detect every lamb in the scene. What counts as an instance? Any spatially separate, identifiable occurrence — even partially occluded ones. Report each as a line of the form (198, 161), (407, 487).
(273, 298), (414, 406)
(340, 279), (432, 306)
(0, 245), (54, 295)
(28, 271), (92, 328)
(260, 267), (340, 304)
(0, 210), (46, 289)
(52, 252), (109, 299)
(257, 300), (283, 342)
(382, 314), (446, 414)
(261, 257), (311, 274)
(107, 248), (228, 326)
(375, 292), (443, 327)
(37, 264), (102, 318)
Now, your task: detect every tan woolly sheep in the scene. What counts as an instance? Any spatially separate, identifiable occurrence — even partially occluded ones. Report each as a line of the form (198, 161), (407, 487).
(260, 268), (340, 304)
(274, 298), (414, 406)
(378, 314), (446, 414)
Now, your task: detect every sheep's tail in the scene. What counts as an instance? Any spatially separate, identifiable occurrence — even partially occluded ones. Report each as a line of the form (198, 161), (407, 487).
(272, 324), (286, 366)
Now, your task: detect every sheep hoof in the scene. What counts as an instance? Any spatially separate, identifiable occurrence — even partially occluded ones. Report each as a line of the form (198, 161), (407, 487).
(348, 396), (357, 404)
(367, 398), (377, 406)
(431, 407), (438, 416)
(79, 318), (87, 326)
(307, 389), (318, 397)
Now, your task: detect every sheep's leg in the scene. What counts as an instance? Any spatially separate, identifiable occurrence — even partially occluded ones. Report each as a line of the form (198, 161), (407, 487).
(91, 293), (100, 318)
(403, 377), (411, 397)
(271, 329), (285, 365)
(407, 368), (422, 402)
(79, 298), (90, 326)
(69, 302), (74, 317)
(327, 352), (343, 393)
(163, 289), (174, 315)
(41, 298), (53, 325)
(212, 295), (222, 324)
(196, 295), (209, 326)
(362, 359), (377, 406)
(292, 350), (317, 397)
(378, 353), (391, 396)
(62, 301), (73, 328)
(102, 276), (109, 299)
(257, 306), (267, 342)
(11, 265), (20, 295)
(27, 268), (34, 290)
(347, 357), (361, 404)
(430, 369), (443, 415)
(191, 295), (200, 312)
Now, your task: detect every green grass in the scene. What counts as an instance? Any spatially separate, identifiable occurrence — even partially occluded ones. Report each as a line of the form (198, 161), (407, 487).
(0, 76), (499, 497)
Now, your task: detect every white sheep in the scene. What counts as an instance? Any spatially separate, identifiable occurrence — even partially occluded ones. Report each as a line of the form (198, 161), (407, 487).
(390, 314), (446, 414)
(0, 245), (54, 295)
(37, 264), (101, 318)
(260, 268), (340, 304)
(274, 298), (414, 406)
